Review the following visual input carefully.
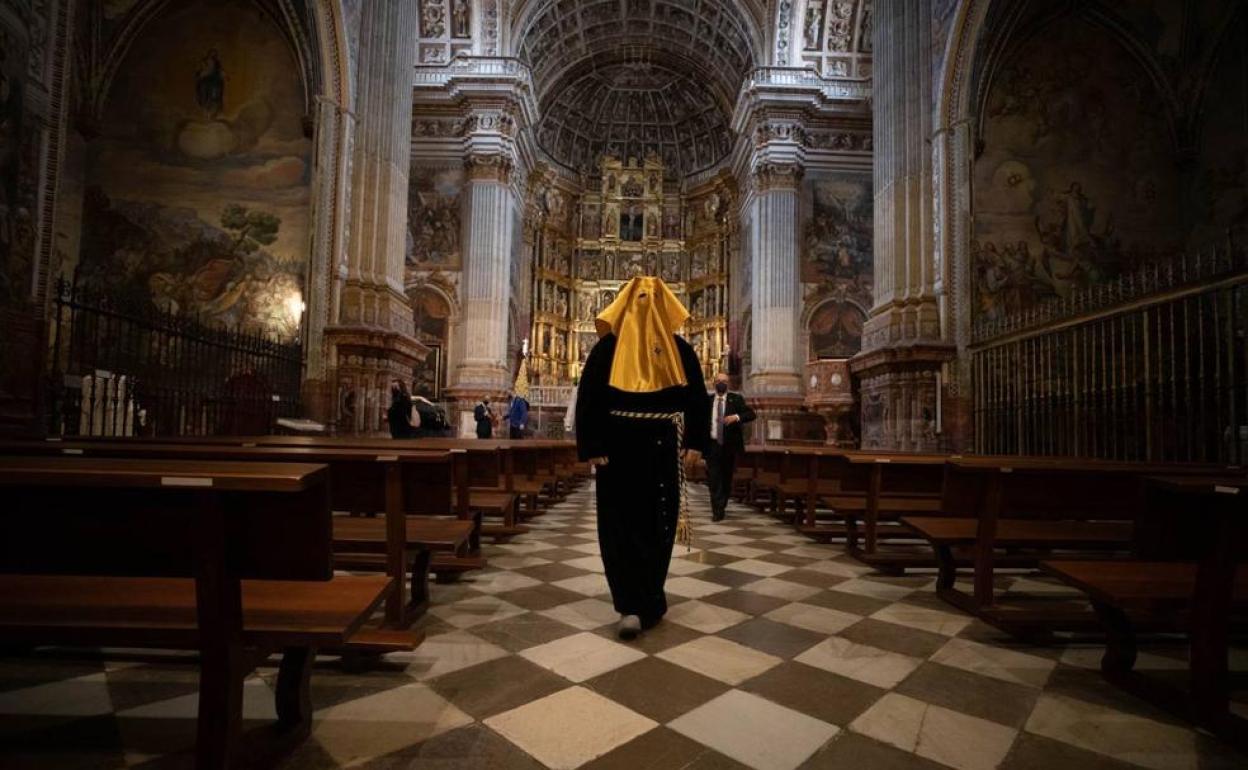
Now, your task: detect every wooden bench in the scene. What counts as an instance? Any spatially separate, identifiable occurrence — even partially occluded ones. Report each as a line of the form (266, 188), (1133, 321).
(239, 436), (526, 541)
(746, 447), (784, 512)
(0, 456), (401, 768)
(5, 440), (476, 627)
(903, 458), (1232, 631)
(1041, 476), (1248, 746)
(732, 447), (759, 502)
(797, 452), (946, 568)
(247, 434), (566, 531)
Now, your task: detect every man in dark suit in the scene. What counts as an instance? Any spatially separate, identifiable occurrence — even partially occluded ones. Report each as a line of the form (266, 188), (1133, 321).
(473, 397), (494, 439)
(705, 372), (755, 521)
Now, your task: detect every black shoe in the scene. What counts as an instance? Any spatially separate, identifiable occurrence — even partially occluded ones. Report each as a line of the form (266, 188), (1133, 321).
(712, 511), (725, 522)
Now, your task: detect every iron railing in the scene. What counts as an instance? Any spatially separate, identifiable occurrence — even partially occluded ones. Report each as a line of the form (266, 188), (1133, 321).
(46, 278), (303, 437)
(971, 242), (1248, 463)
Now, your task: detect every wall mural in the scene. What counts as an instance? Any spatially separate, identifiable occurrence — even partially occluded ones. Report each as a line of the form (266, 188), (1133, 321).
(971, 18), (1179, 324)
(0, 17), (33, 305)
(407, 166), (463, 268)
(76, 0), (312, 341)
(809, 300), (865, 359)
(1189, 12), (1246, 249)
(802, 174), (874, 305)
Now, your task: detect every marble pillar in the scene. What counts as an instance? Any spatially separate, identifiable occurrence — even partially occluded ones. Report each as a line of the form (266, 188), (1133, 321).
(743, 161), (820, 440)
(324, 0), (427, 434)
(850, 0), (953, 452)
(748, 162), (803, 397)
(452, 151), (516, 395)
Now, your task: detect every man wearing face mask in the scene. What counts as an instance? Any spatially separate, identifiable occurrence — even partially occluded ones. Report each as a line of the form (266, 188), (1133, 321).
(473, 396), (495, 439)
(706, 372), (755, 522)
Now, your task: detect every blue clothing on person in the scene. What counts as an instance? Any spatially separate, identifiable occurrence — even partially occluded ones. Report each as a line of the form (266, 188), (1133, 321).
(508, 397), (529, 439)
(508, 397), (529, 428)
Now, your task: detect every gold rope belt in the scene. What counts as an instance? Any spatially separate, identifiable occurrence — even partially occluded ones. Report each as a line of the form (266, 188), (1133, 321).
(608, 409), (693, 550)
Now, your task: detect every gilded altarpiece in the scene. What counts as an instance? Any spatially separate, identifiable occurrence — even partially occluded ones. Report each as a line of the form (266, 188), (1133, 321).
(527, 156), (731, 385)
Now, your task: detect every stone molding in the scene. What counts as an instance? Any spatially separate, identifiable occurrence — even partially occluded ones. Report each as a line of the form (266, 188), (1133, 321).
(751, 161), (805, 192)
(464, 151), (514, 182)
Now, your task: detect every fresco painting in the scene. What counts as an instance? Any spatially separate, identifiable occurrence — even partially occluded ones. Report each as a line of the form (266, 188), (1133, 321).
(971, 19), (1179, 323)
(809, 300), (865, 359)
(802, 174), (874, 308)
(77, 0), (312, 340)
(0, 20), (31, 305)
(407, 166), (463, 268)
(1188, 13), (1247, 249)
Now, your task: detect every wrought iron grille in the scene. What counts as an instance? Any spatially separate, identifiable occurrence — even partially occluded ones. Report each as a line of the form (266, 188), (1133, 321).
(46, 279), (304, 437)
(971, 241), (1248, 464)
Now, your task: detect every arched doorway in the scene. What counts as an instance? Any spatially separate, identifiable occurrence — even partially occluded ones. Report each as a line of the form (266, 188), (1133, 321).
(409, 287), (452, 399)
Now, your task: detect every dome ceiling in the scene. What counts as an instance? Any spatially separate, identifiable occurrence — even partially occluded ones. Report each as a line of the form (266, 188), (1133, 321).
(515, 0), (760, 177)
(535, 60), (734, 177)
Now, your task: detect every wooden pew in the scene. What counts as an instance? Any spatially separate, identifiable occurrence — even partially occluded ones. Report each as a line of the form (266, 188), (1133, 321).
(903, 458), (1232, 631)
(774, 448), (820, 522)
(2, 441), (475, 627)
(1040, 476), (1248, 746)
(222, 435), (562, 534)
(732, 447), (758, 502)
(798, 452), (946, 569)
(0, 456), (399, 769)
(748, 447), (784, 512)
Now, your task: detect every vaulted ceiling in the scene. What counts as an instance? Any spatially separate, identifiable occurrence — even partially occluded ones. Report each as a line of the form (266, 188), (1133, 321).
(514, 0), (761, 177)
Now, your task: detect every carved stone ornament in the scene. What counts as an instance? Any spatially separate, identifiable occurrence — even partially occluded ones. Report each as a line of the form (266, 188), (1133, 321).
(752, 162), (804, 192)
(464, 152), (513, 182)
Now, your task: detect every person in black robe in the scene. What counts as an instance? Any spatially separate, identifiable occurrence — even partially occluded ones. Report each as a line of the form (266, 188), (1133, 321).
(473, 397), (494, 438)
(576, 276), (709, 639)
(386, 380), (415, 438)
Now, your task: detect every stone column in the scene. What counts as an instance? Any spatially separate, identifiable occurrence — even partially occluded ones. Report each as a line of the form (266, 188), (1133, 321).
(850, 0), (953, 451)
(747, 162), (803, 397)
(452, 149), (516, 393)
(324, 0), (427, 434)
(338, 0), (419, 333)
(442, 101), (529, 435)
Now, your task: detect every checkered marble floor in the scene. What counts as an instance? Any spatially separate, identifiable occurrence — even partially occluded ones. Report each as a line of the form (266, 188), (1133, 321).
(3, 482), (1246, 769)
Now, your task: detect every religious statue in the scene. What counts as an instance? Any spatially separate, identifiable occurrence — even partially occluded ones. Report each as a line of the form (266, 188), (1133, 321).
(704, 193), (721, 222)
(195, 50), (225, 118)
(804, 5), (823, 50)
(604, 204), (619, 236)
(451, 0), (470, 37)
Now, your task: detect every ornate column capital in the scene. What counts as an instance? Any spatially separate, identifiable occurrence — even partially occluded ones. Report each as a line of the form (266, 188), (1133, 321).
(751, 161), (804, 193)
(752, 119), (807, 148)
(464, 151), (514, 183)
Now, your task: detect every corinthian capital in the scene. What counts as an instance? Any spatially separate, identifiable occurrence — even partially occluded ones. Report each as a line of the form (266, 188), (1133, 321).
(752, 161), (804, 192)
(465, 152), (514, 183)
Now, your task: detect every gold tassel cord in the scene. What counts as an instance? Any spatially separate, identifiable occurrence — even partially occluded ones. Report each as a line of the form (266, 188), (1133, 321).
(608, 410), (694, 551)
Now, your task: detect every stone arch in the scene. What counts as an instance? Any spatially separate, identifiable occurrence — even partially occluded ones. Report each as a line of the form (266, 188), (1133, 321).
(802, 297), (867, 360)
(406, 282), (458, 398)
(933, 0), (1191, 371)
(83, 0), (328, 131)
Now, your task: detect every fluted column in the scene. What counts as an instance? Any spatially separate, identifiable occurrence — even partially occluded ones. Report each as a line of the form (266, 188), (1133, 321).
(748, 162), (803, 396)
(850, 0), (953, 451)
(324, 0), (426, 434)
(337, 0), (419, 332)
(452, 151), (516, 392)
(863, 0), (939, 346)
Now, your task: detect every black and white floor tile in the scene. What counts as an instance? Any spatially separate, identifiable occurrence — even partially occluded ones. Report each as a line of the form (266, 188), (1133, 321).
(2, 482), (1245, 769)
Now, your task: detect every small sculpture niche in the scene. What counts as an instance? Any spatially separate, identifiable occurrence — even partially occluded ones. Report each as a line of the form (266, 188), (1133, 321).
(619, 211), (644, 241)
